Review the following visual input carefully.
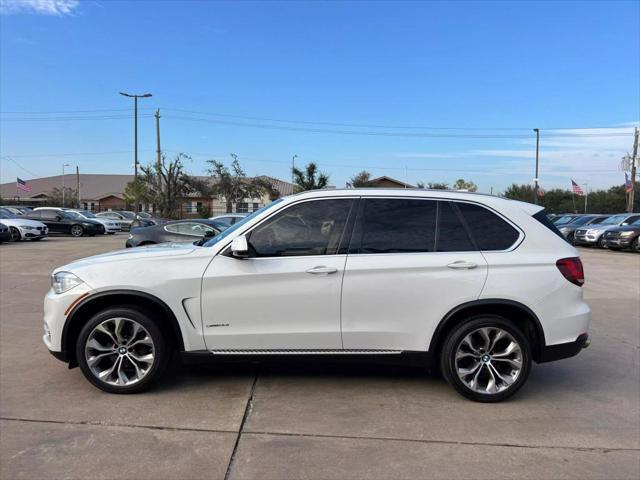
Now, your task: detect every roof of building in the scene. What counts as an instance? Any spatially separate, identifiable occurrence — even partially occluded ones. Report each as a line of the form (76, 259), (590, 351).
(1, 173), (295, 201)
(369, 175), (415, 188)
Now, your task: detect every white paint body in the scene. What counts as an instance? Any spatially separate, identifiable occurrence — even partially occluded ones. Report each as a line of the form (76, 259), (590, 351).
(43, 189), (590, 356)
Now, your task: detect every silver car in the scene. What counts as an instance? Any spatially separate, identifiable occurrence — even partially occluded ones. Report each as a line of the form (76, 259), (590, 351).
(574, 213), (640, 248)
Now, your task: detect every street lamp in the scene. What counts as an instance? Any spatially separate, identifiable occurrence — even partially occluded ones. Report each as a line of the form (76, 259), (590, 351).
(533, 128), (540, 204)
(120, 92), (152, 212)
(61, 163), (70, 207)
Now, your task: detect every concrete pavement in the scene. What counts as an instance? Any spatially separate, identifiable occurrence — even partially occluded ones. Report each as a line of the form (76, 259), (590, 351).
(0, 235), (638, 479)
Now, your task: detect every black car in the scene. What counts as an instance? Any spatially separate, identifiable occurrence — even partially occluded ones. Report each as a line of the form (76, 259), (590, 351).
(26, 209), (105, 237)
(603, 217), (640, 252)
(126, 219), (226, 248)
(0, 222), (11, 243)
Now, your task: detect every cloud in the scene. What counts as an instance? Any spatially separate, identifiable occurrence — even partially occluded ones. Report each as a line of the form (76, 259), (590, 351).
(0, 0), (79, 15)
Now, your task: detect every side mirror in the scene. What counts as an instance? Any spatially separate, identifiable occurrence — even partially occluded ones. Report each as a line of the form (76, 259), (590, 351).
(230, 235), (249, 258)
(55, 215), (62, 221)
(203, 230), (215, 239)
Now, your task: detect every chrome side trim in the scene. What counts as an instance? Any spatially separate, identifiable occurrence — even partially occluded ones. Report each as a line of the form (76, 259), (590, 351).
(209, 349), (402, 355)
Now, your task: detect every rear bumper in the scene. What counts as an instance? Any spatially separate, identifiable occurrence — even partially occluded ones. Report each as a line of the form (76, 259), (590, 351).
(538, 333), (591, 363)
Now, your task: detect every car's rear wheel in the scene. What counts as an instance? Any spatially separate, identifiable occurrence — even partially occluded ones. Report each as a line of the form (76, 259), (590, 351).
(598, 236), (607, 248)
(440, 316), (531, 402)
(633, 237), (640, 253)
(70, 225), (84, 237)
(9, 227), (21, 242)
(76, 307), (168, 394)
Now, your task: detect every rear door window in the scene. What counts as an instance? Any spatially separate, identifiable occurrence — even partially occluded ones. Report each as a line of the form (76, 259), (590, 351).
(436, 202), (475, 252)
(457, 202), (520, 251)
(358, 198), (437, 253)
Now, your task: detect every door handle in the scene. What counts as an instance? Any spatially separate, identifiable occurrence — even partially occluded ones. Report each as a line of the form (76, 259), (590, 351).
(447, 261), (478, 270)
(306, 266), (338, 275)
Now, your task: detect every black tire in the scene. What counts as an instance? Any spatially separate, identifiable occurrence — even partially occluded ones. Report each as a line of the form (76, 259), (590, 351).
(598, 236), (607, 249)
(440, 316), (532, 402)
(9, 227), (21, 242)
(632, 237), (640, 254)
(567, 232), (575, 245)
(70, 224), (84, 237)
(76, 306), (169, 394)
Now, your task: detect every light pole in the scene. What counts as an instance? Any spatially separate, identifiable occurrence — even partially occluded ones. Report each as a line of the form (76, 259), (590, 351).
(533, 128), (540, 204)
(292, 154), (298, 184)
(120, 91), (152, 212)
(61, 163), (70, 207)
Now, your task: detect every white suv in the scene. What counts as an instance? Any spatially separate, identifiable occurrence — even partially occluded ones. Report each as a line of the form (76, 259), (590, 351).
(44, 189), (591, 402)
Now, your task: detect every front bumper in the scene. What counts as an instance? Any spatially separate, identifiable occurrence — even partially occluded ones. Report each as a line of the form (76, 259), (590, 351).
(604, 235), (635, 248)
(43, 283), (92, 355)
(573, 232), (600, 245)
(538, 333), (591, 363)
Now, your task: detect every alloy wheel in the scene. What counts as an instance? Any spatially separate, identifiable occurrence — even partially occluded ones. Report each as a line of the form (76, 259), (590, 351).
(9, 227), (20, 242)
(454, 327), (523, 395)
(71, 225), (83, 237)
(84, 317), (155, 386)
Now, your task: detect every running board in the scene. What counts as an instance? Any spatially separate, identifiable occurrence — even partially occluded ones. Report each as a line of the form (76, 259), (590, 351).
(209, 349), (402, 355)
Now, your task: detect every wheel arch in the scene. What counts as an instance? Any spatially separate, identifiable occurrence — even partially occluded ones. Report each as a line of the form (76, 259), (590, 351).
(427, 299), (546, 367)
(62, 289), (185, 367)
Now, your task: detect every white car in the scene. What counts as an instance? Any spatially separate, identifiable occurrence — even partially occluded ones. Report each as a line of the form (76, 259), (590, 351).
(44, 189), (591, 402)
(0, 208), (48, 241)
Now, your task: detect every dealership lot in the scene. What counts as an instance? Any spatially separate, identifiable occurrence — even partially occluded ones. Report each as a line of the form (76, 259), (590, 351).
(0, 235), (638, 479)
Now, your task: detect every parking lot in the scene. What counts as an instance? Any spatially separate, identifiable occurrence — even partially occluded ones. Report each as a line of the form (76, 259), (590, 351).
(0, 235), (638, 479)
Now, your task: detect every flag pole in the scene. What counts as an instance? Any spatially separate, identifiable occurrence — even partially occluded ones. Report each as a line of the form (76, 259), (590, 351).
(583, 183), (588, 213)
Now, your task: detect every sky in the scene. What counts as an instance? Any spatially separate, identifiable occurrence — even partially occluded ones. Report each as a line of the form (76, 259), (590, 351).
(0, 0), (639, 193)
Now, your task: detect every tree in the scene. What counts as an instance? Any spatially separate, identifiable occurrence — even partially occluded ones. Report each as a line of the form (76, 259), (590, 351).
(123, 177), (152, 208)
(427, 182), (450, 190)
(350, 170), (373, 188)
(46, 187), (78, 208)
(292, 162), (329, 192)
(134, 153), (201, 218)
(207, 156), (273, 213)
(452, 179), (477, 192)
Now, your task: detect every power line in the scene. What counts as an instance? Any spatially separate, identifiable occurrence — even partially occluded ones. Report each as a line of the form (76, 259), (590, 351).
(0, 114), (154, 122)
(0, 156), (45, 178)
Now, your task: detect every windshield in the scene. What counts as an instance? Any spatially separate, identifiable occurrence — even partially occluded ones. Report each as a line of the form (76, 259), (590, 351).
(589, 216), (608, 225)
(553, 215), (575, 224)
(137, 212), (152, 218)
(0, 210), (17, 219)
(76, 210), (97, 218)
(119, 211), (136, 219)
(66, 211), (83, 219)
(203, 199), (284, 247)
(601, 214), (628, 225)
(572, 216), (595, 226)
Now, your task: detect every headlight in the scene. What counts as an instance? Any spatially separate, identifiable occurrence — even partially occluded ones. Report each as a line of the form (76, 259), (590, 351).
(23, 226), (36, 230)
(587, 229), (600, 235)
(51, 272), (83, 294)
(620, 231), (635, 237)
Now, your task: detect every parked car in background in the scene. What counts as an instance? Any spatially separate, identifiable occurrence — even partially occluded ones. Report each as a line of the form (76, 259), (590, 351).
(0, 205), (33, 216)
(603, 217), (640, 252)
(0, 208), (48, 241)
(96, 211), (134, 231)
(0, 222), (11, 243)
(574, 213), (640, 248)
(26, 208), (104, 237)
(125, 219), (226, 248)
(66, 209), (121, 234)
(46, 189), (590, 402)
(552, 214), (581, 225)
(130, 213), (168, 230)
(209, 213), (248, 226)
(556, 215), (609, 244)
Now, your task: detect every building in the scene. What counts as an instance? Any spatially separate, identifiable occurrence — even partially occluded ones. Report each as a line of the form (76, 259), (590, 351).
(0, 174), (295, 217)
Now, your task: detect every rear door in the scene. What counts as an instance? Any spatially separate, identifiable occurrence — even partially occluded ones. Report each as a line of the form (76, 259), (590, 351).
(341, 198), (488, 351)
(39, 210), (65, 233)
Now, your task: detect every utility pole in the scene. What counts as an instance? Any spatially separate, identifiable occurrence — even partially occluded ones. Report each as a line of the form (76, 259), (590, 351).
(76, 165), (80, 208)
(120, 92), (152, 212)
(584, 183), (588, 214)
(155, 109), (162, 213)
(61, 163), (70, 207)
(627, 127), (639, 213)
(292, 154), (298, 184)
(533, 128), (540, 204)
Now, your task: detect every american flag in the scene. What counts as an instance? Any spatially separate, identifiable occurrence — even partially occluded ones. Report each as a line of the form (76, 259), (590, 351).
(625, 173), (633, 193)
(16, 177), (32, 192)
(571, 179), (584, 196)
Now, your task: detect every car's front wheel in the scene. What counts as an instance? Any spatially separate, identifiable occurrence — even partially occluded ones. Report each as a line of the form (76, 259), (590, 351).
(440, 316), (531, 402)
(598, 236), (607, 249)
(76, 307), (168, 393)
(70, 225), (84, 237)
(632, 237), (640, 253)
(9, 227), (21, 242)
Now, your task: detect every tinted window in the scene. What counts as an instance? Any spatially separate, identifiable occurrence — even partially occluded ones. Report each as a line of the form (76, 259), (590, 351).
(457, 203), (520, 250)
(623, 215), (640, 225)
(165, 222), (216, 236)
(359, 198), (437, 254)
(436, 202), (475, 251)
(249, 199), (354, 257)
(532, 209), (565, 240)
(40, 210), (59, 220)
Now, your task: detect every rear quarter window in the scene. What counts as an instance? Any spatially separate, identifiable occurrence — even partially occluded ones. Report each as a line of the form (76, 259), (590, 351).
(532, 210), (566, 240)
(456, 202), (520, 251)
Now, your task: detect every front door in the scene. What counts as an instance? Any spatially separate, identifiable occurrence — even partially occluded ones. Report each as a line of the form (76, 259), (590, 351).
(201, 198), (356, 350)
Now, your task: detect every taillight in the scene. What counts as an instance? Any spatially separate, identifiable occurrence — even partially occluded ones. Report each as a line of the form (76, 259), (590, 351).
(556, 257), (584, 287)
